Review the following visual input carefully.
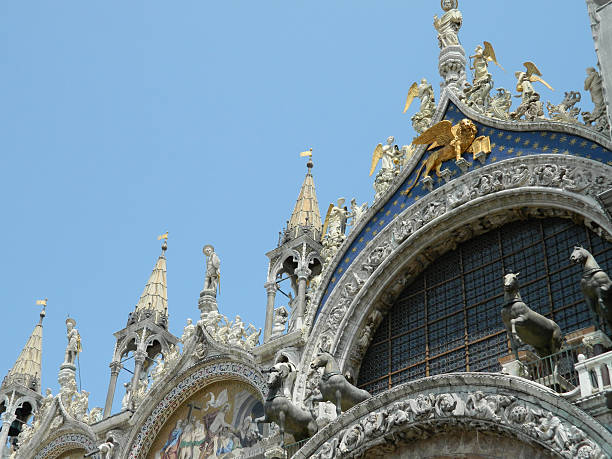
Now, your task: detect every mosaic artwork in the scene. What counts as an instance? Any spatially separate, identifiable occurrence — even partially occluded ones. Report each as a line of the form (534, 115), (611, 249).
(149, 381), (263, 459)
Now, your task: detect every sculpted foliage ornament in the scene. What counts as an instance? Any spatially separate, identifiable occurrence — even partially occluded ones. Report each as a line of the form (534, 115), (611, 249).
(547, 91), (582, 123)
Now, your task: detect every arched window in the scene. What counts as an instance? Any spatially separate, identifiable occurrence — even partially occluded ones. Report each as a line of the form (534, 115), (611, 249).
(357, 218), (612, 394)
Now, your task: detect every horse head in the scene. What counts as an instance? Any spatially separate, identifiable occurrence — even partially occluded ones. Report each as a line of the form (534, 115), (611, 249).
(266, 368), (283, 390)
(310, 351), (330, 371)
(570, 246), (589, 265)
(503, 272), (520, 293)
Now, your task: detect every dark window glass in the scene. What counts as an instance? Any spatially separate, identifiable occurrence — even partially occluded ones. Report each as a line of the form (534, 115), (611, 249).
(357, 218), (612, 394)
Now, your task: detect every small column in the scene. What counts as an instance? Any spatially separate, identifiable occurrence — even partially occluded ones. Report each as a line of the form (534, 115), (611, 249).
(264, 282), (278, 343)
(198, 289), (218, 319)
(0, 412), (16, 456)
(103, 361), (122, 418)
(293, 267), (311, 331)
(129, 350), (147, 410)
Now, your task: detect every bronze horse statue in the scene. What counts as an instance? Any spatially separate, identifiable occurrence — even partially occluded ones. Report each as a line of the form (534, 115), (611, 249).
(310, 350), (371, 415)
(570, 246), (612, 331)
(501, 272), (563, 360)
(254, 367), (317, 444)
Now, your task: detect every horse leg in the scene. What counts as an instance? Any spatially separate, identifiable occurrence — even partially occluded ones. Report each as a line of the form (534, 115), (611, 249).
(278, 410), (286, 447)
(506, 324), (520, 361)
(335, 389), (342, 416)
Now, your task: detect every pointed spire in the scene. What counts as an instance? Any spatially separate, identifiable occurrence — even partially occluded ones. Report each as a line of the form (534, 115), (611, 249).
(288, 157), (322, 239)
(134, 240), (168, 324)
(3, 307), (45, 393)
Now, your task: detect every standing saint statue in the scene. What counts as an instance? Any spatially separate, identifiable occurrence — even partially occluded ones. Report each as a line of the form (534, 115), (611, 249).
(63, 318), (81, 366)
(433, 0), (462, 49)
(203, 244), (221, 294)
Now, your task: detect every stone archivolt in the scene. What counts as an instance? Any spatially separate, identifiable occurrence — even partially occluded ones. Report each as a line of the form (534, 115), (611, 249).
(297, 154), (612, 389)
(295, 374), (612, 459)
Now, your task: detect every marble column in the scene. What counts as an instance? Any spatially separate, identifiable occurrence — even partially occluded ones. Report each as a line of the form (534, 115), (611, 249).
(264, 282), (278, 343)
(103, 360), (122, 418)
(129, 350), (147, 410)
(0, 412), (16, 456)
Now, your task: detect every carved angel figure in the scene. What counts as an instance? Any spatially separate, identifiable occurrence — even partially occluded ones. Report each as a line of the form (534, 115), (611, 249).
(511, 62), (553, 121)
(400, 119), (491, 195)
(181, 318), (196, 343)
(434, 0), (462, 49)
(404, 79), (437, 135)
(470, 41), (503, 84)
(227, 315), (247, 346)
(203, 244), (221, 294)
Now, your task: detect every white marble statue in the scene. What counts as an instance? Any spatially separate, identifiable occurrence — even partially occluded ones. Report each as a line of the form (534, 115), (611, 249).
(349, 199), (368, 230)
(164, 344), (181, 371)
(63, 318), (81, 366)
(70, 390), (89, 421)
(271, 306), (289, 339)
(325, 198), (349, 239)
(200, 310), (224, 339)
(151, 356), (166, 385)
(97, 441), (115, 459)
(181, 318), (196, 343)
(244, 325), (261, 349)
(203, 244), (221, 294)
(227, 315), (247, 346)
(434, 0), (462, 49)
(121, 382), (131, 411)
(582, 67), (610, 132)
(85, 407), (103, 424)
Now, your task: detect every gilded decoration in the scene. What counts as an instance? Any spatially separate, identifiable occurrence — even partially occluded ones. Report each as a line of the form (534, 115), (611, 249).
(148, 380), (263, 459)
(313, 96), (612, 325)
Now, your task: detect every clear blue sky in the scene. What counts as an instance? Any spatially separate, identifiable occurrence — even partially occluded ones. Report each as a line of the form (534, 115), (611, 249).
(0, 1), (597, 414)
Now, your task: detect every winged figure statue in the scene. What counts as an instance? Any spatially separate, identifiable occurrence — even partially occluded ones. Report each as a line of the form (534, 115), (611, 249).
(470, 41), (503, 84)
(400, 119), (491, 196)
(511, 62), (553, 121)
(369, 136), (400, 176)
(516, 61), (553, 93)
(403, 79), (436, 135)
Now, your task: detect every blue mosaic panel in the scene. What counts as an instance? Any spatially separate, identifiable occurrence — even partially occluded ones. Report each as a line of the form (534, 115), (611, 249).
(315, 103), (612, 323)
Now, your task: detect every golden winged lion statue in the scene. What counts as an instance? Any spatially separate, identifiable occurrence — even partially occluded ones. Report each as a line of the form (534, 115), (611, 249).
(400, 118), (491, 196)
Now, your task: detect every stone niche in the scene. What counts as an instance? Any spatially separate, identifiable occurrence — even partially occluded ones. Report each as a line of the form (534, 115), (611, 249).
(371, 430), (553, 459)
(147, 380), (264, 459)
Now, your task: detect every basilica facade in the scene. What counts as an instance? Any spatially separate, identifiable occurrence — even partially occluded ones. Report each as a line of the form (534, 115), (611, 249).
(3, 1), (612, 458)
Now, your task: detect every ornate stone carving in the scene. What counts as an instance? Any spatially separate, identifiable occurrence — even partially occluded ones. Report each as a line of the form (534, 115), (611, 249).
(547, 91), (582, 123)
(485, 88), (512, 120)
(180, 318), (196, 343)
(434, 0), (462, 50)
(348, 199), (368, 232)
(306, 390), (606, 459)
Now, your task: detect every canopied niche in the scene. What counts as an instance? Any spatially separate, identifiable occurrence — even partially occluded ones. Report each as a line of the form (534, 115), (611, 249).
(147, 380), (263, 458)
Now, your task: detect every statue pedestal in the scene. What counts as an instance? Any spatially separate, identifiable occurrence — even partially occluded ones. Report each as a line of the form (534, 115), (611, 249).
(58, 363), (76, 390)
(438, 44), (467, 93)
(498, 350), (537, 378)
(198, 289), (218, 319)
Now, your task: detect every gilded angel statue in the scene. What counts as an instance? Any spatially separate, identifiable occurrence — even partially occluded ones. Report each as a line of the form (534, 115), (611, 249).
(403, 79), (436, 135)
(470, 41), (503, 84)
(511, 62), (554, 121)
